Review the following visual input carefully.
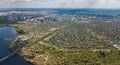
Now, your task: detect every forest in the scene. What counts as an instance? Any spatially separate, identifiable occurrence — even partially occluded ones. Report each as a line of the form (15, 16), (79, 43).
(9, 20), (120, 65)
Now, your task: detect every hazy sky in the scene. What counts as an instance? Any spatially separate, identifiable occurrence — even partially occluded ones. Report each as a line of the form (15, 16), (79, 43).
(0, 0), (120, 8)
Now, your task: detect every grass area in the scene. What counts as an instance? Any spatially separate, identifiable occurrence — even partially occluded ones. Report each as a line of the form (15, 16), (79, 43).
(21, 41), (120, 65)
(9, 42), (19, 50)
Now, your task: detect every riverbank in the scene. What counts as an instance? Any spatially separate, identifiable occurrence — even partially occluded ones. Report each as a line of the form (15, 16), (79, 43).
(0, 26), (33, 65)
(0, 24), (11, 27)
(10, 24), (35, 64)
(0, 24), (21, 51)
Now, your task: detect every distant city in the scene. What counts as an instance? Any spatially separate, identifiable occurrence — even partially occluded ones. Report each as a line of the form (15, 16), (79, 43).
(0, 8), (120, 24)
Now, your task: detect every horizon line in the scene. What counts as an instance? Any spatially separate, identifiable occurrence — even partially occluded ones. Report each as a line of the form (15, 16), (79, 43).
(0, 8), (120, 11)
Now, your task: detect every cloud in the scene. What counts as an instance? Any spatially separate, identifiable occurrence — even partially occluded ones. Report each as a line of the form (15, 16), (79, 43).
(11, 0), (30, 2)
(0, 0), (120, 8)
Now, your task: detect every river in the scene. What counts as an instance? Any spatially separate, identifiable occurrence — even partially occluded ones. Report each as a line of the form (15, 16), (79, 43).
(0, 27), (33, 65)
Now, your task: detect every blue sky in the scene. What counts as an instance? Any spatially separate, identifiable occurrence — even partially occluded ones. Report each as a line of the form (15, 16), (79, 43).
(0, 0), (120, 8)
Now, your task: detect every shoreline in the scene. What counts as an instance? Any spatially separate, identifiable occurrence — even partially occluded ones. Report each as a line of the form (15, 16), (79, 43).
(11, 26), (34, 65)
(10, 26), (34, 65)
(0, 26), (34, 65)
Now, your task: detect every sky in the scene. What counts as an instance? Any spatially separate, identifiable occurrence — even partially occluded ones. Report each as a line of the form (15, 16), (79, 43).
(0, 0), (120, 8)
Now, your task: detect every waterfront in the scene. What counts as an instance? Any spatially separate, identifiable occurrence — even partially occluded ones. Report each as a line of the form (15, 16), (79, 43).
(0, 27), (32, 65)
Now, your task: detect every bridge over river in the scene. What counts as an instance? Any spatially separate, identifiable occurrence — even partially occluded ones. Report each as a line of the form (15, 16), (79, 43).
(0, 49), (20, 63)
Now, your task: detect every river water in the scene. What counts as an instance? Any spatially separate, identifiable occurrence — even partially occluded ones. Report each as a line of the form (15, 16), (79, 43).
(0, 27), (33, 65)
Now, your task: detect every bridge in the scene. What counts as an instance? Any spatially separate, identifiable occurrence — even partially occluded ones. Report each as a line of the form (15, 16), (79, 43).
(0, 49), (20, 63)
